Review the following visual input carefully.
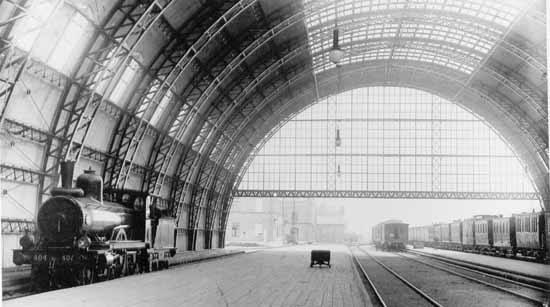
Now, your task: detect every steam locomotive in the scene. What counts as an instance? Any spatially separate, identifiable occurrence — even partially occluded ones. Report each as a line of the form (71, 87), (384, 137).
(13, 162), (176, 289)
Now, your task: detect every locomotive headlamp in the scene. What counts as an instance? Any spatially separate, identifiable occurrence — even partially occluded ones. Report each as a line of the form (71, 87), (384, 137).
(77, 235), (91, 249)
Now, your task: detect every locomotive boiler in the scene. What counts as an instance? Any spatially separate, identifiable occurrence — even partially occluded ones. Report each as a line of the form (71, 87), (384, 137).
(37, 168), (138, 245)
(13, 161), (176, 289)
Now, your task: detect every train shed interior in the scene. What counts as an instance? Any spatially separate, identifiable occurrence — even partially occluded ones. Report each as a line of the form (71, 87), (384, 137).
(1, 0), (548, 271)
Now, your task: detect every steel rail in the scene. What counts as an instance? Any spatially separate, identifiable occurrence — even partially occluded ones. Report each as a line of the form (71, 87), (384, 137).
(349, 246), (388, 307)
(398, 252), (547, 305)
(407, 249), (550, 285)
(355, 246), (444, 307)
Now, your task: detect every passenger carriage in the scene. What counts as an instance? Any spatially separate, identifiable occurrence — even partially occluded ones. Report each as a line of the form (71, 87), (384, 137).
(473, 215), (495, 253)
(492, 216), (514, 256)
(411, 211), (550, 262)
(439, 223), (451, 249)
(409, 226), (424, 248)
(418, 225), (434, 247)
(513, 212), (545, 260)
(462, 218), (475, 251)
(448, 220), (462, 250)
(432, 224), (442, 247)
(372, 220), (409, 251)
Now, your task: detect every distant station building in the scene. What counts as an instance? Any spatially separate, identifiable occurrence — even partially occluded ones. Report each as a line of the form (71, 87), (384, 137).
(226, 199), (345, 244)
(315, 204), (346, 243)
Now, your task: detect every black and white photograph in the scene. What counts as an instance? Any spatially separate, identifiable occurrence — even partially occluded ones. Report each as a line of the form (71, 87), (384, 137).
(0, 0), (549, 306)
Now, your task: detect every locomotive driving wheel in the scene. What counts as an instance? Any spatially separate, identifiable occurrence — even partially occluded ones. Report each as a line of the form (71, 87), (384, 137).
(31, 264), (50, 292)
(78, 265), (95, 285)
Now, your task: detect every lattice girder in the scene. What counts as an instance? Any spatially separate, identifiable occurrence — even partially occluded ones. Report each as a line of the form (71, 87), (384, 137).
(217, 63), (548, 207)
(103, 2), (241, 190)
(179, 43), (309, 230)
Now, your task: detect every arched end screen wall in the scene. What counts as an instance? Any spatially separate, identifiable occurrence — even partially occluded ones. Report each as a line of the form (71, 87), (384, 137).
(236, 87), (538, 200)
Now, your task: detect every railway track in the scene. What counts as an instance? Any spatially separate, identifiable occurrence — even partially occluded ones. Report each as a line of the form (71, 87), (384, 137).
(407, 249), (550, 289)
(351, 246), (444, 307)
(402, 250), (549, 306)
(352, 245), (546, 307)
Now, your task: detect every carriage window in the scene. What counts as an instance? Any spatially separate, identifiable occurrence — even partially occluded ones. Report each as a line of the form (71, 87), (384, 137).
(520, 219), (523, 232)
(521, 219), (524, 232)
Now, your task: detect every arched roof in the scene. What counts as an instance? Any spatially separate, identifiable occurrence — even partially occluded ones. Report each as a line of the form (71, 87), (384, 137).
(0, 0), (547, 249)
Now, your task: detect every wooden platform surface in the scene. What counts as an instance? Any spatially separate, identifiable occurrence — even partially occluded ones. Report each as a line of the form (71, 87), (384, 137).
(5, 244), (371, 307)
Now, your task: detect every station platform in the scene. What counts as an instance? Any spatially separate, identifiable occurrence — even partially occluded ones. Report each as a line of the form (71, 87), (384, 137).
(415, 247), (550, 280)
(169, 248), (244, 265)
(5, 244), (370, 307)
(2, 248), (244, 299)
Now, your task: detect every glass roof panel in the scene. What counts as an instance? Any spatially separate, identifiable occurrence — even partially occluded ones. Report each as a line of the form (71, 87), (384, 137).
(304, 0), (532, 74)
(238, 87), (535, 193)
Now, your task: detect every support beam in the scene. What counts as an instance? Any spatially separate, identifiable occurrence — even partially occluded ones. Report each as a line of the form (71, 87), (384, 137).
(1, 164), (45, 184)
(1, 218), (35, 234)
(233, 190), (541, 200)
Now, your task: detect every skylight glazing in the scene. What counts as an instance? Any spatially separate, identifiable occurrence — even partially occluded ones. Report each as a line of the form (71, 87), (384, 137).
(238, 87), (534, 194)
(304, 0), (531, 74)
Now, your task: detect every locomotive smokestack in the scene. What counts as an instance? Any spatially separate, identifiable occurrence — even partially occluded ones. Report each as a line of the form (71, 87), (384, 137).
(59, 161), (75, 189)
